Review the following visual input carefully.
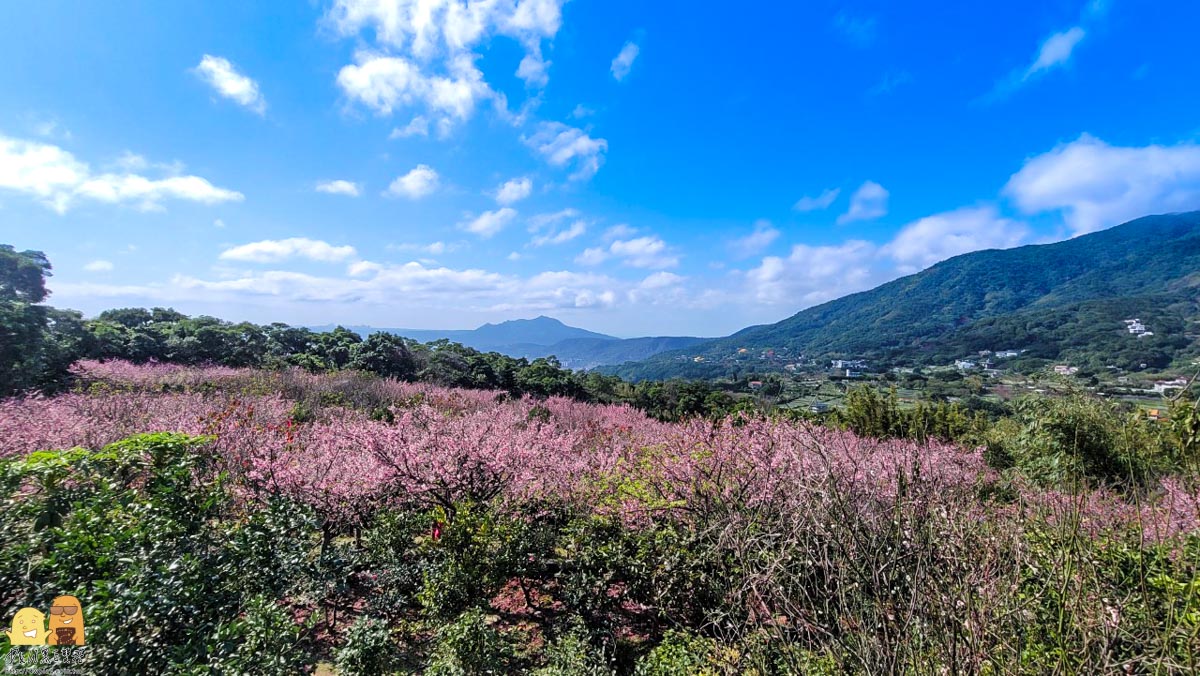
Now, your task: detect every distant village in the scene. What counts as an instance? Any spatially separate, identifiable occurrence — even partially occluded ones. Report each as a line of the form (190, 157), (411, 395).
(672, 316), (1193, 414)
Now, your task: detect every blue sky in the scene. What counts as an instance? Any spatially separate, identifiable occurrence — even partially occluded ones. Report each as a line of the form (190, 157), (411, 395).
(2, 0), (1199, 337)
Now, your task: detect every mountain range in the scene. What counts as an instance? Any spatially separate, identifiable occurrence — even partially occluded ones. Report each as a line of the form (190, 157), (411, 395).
(607, 211), (1200, 380)
(311, 316), (707, 370)
(314, 212), (1200, 379)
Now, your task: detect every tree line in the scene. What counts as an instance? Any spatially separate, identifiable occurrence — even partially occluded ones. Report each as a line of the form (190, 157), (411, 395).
(0, 245), (748, 422)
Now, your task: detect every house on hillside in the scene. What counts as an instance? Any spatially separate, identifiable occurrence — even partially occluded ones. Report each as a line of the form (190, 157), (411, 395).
(748, 380), (764, 391)
(1125, 319), (1152, 337)
(955, 359), (977, 370)
(809, 402), (831, 413)
(1153, 377), (1189, 394)
(1053, 365), (1079, 376)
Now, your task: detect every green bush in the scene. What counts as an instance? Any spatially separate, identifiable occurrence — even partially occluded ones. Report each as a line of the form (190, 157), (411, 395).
(634, 630), (720, 675)
(0, 433), (317, 673)
(360, 510), (430, 618)
(985, 395), (1172, 487)
(207, 595), (310, 675)
(335, 616), (401, 675)
(532, 624), (614, 676)
(425, 608), (513, 675)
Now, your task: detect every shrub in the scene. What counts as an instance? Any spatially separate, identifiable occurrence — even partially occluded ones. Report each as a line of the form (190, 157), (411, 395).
(533, 624), (614, 676)
(0, 433), (317, 673)
(425, 608), (513, 675)
(985, 395), (1172, 487)
(335, 616), (401, 676)
(208, 595), (310, 675)
(634, 630), (722, 675)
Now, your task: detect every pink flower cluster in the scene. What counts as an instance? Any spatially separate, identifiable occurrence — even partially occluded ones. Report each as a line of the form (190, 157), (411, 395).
(1017, 476), (1200, 543)
(3, 360), (1198, 544)
(70, 359), (252, 391)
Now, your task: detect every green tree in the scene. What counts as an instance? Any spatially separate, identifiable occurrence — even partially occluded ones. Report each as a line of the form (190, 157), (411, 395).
(0, 245), (56, 394)
(349, 332), (418, 380)
(318, 326), (363, 369)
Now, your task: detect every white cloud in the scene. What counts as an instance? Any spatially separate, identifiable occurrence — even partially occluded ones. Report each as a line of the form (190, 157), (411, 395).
(326, 0), (564, 62)
(389, 240), (456, 255)
(108, 151), (184, 175)
(348, 260), (384, 277)
(731, 220), (780, 258)
(338, 51), (493, 127)
(627, 271), (687, 305)
(337, 52), (494, 136)
(522, 122), (608, 180)
(746, 240), (880, 306)
(793, 188), (840, 212)
(385, 164), (440, 199)
(602, 224), (636, 240)
(316, 179), (362, 196)
(575, 247), (609, 266)
(517, 49), (550, 88)
(516, 271), (617, 310)
(63, 258), (628, 316)
(572, 104), (593, 119)
(531, 220), (586, 246)
(214, 219), (227, 228)
(527, 208), (588, 246)
(0, 134), (242, 213)
(493, 176), (533, 205)
(1025, 27), (1086, 79)
(219, 237), (358, 264)
(884, 206), (1029, 273)
(30, 117), (71, 141)
(83, 260), (113, 273)
(174, 265), (508, 304)
(75, 175), (242, 211)
(610, 42), (640, 81)
(837, 180), (889, 224)
(638, 271), (684, 290)
(529, 208), (580, 228)
(985, 1), (1106, 103)
(461, 207), (517, 238)
(1004, 134), (1200, 235)
(609, 236), (679, 269)
(193, 55), (266, 115)
(327, 0), (566, 128)
(390, 116), (430, 139)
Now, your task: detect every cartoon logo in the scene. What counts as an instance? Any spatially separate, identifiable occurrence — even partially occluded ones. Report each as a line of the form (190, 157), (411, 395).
(5, 608), (46, 646)
(47, 595), (85, 646)
(5, 596), (86, 648)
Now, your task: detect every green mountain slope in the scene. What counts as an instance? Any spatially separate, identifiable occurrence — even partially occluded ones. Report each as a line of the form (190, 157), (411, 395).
(611, 211), (1200, 379)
